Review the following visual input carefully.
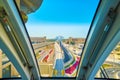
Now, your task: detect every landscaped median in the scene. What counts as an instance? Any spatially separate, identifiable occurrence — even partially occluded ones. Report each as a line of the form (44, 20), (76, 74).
(65, 56), (80, 76)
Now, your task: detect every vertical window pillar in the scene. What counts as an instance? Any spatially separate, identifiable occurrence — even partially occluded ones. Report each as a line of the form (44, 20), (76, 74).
(0, 49), (2, 78)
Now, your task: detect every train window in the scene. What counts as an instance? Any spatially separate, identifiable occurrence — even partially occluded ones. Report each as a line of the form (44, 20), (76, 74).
(95, 42), (120, 79)
(16, 0), (99, 78)
(0, 49), (21, 79)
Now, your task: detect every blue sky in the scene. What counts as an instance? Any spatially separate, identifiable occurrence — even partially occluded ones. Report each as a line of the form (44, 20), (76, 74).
(26, 0), (99, 39)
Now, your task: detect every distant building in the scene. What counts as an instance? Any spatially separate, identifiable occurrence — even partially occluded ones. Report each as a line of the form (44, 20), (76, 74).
(30, 36), (46, 44)
(65, 37), (85, 44)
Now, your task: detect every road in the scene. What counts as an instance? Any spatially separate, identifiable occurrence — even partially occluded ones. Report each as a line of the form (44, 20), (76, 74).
(97, 62), (120, 79)
(59, 41), (72, 63)
(104, 68), (120, 79)
(53, 42), (64, 77)
(53, 41), (80, 77)
(117, 71), (120, 79)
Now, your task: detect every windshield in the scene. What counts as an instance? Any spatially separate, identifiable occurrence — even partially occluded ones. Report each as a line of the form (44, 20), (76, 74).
(25, 0), (100, 77)
(1, 0), (120, 79)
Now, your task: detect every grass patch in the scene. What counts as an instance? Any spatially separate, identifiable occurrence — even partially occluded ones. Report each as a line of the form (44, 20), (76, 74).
(117, 53), (120, 55)
(102, 64), (113, 68)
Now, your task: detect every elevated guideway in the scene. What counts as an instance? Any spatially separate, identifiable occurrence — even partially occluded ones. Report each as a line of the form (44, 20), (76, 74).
(59, 41), (79, 76)
(59, 41), (73, 63)
(53, 42), (64, 77)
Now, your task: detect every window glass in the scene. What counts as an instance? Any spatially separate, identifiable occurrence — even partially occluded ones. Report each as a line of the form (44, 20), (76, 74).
(16, 0), (100, 77)
(0, 49), (20, 78)
(96, 42), (120, 79)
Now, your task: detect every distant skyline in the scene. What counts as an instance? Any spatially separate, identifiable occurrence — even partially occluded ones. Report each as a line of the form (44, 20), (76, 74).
(26, 0), (99, 39)
(26, 23), (89, 39)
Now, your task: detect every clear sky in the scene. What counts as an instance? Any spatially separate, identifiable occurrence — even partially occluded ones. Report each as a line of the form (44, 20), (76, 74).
(26, 0), (99, 39)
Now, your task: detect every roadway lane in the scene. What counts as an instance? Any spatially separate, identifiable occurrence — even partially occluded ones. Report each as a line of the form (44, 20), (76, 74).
(103, 68), (120, 79)
(59, 41), (72, 63)
(53, 42), (64, 77)
(117, 71), (120, 79)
